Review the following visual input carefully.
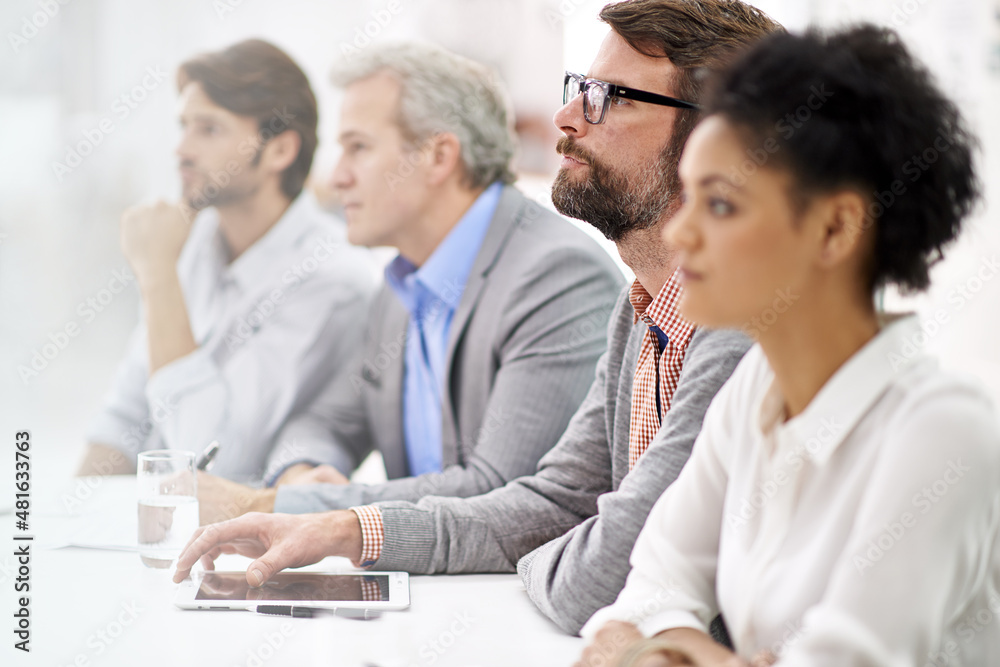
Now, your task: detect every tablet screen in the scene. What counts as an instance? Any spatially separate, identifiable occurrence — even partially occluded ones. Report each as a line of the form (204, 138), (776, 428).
(194, 572), (390, 602)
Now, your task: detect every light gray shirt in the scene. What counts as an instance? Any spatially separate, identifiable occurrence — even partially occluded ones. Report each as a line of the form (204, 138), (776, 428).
(86, 193), (378, 482)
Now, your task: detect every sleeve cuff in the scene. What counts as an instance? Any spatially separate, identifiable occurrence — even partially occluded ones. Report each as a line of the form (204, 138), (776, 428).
(349, 505), (384, 568)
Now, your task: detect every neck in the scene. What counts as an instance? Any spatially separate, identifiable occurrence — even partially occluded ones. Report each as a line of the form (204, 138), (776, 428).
(616, 220), (677, 299)
(216, 184), (293, 261)
(757, 285), (879, 419)
(396, 182), (486, 267)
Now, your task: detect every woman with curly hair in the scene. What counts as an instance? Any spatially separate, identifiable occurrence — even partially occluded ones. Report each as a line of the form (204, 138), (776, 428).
(578, 24), (998, 667)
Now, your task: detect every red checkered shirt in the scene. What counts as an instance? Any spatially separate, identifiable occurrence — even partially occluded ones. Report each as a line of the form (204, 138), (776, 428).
(627, 271), (695, 469)
(349, 271), (695, 566)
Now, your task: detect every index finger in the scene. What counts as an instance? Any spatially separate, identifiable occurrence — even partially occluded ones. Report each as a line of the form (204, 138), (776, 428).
(172, 518), (252, 583)
(172, 523), (214, 583)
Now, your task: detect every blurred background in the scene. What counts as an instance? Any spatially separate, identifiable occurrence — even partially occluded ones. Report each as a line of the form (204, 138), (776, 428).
(1, 0), (998, 494)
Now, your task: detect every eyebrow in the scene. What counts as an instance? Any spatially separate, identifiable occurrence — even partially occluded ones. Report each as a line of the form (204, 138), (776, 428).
(698, 174), (743, 189)
(583, 72), (673, 97)
(338, 130), (371, 142)
(180, 112), (225, 124)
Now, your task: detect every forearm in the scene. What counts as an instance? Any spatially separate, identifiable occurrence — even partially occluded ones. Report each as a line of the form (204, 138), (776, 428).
(365, 469), (591, 575)
(139, 268), (197, 375)
(288, 460), (507, 510)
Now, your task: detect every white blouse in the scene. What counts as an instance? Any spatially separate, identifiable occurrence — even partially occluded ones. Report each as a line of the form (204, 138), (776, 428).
(583, 315), (1000, 666)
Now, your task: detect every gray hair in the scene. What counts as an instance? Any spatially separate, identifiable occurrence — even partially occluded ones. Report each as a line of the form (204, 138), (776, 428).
(330, 42), (517, 189)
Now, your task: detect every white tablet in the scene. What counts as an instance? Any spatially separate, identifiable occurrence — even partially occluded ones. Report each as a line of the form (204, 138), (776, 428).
(174, 571), (409, 612)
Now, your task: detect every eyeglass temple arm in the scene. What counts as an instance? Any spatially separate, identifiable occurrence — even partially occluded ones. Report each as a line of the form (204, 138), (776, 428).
(612, 86), (701, 111)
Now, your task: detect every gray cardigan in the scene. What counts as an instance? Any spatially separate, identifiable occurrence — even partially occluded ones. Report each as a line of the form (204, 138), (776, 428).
(366, 288), (751, 634)
(268, 186), (625, 505)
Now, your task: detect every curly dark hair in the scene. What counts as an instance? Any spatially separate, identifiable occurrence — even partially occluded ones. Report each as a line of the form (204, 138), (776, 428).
(704, 24), (980, 293)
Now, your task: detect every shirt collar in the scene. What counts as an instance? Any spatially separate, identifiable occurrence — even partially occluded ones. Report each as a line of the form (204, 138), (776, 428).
(218, 192), (317, 290)
(758, 313), (924, 466)
(386, 181), (503, 316)
(628, 268), (696, 352)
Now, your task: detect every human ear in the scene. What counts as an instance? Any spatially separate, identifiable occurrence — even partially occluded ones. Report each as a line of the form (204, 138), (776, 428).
(425, 132), (463, 187)
(814, 190), (871, 269)
(260, 129), (301, 175)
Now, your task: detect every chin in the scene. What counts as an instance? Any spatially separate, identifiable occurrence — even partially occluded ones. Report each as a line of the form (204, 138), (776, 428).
(346, 225), (374, 248)
(556, 165), (587, 183)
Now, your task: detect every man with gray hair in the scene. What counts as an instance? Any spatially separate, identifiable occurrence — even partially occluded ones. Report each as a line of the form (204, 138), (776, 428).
(196, 42), (624, 519)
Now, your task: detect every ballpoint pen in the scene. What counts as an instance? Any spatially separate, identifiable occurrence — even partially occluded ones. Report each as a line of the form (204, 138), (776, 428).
(196, 440), (220, 472)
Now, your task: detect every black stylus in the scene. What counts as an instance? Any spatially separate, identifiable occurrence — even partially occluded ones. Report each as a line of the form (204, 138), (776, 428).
(255, 605), (381, 620)
(256, 605), (315, 618)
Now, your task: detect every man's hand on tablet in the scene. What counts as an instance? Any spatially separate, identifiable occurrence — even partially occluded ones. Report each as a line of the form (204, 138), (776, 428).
(172, 510), (364, 586)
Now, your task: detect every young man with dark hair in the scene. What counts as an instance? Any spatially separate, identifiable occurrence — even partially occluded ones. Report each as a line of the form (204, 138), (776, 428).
(174, 0), (781, 638)
(79, 40), (376, 483)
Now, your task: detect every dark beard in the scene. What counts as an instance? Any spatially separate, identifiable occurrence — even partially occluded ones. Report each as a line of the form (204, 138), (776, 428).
(181, 147), (263, 211)
(551, 135), (679, 242)
(184, 177), (259, 211)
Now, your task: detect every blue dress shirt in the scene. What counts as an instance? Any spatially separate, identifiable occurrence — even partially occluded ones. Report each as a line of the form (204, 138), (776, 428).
(385, 182), (503, 476)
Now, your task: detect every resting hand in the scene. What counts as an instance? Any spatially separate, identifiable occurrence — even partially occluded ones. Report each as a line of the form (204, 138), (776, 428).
(197, 472), (276, 525)
(578, 622), (751, 667)
(276, 463), (350, 486)
(119, 201), (195, 282)
(172, 510), (363, 586)
(577, 621), (647, 667)
(748, 651), (777, 666)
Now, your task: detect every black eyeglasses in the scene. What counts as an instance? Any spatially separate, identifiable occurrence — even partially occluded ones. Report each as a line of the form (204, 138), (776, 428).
(563, 71), (700, 125)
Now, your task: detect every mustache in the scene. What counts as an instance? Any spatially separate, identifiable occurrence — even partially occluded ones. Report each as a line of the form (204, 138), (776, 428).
(555, 136), (596, 166)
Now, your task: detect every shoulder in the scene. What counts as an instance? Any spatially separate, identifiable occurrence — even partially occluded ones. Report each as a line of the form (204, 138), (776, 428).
(685, 327), (755, 367)
(495, 187), (621, 281)
(681, 340), (772, 434)
(678, 328), (758, 399)
(884, 359), (1000, 468)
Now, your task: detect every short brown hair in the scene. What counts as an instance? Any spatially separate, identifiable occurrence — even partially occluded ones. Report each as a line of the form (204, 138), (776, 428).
(600, 0), (783, 195)
(177, 39), (318, 200)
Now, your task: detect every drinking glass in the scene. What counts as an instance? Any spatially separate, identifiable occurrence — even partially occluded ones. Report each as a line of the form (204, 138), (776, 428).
(137, 450), (199, 568)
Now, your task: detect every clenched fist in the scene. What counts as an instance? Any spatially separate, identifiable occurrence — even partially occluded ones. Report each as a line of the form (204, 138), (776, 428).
(120, 201), (196, 283)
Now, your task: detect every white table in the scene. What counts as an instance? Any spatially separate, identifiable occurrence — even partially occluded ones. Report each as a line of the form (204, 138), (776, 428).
(4, 477), (585, 666)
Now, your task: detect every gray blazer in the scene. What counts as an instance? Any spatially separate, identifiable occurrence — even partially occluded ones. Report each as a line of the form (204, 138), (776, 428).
(267, 186), (625, 507)
(358, 288), (752, 635)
